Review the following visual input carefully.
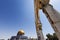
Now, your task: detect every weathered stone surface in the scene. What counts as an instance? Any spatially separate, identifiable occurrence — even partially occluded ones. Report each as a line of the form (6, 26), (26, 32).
(43, 5), (60, 40)
(39, 0), (50, 9)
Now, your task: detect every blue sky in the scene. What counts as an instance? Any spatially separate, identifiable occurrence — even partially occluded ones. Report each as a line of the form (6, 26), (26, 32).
(0, 0), (60, 40)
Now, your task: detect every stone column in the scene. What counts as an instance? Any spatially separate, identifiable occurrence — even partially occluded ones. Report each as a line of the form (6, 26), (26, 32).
(42, 4), (60, 40)
(34, 0), (44, 40)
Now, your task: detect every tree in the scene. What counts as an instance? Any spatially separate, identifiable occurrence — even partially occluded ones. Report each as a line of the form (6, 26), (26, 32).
(53, 33), (58, 40)
(46, 33), (53, 40)
(46, 33), (59, 40)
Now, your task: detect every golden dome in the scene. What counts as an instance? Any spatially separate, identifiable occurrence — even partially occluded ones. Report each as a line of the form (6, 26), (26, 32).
(17, 30), (25, 35)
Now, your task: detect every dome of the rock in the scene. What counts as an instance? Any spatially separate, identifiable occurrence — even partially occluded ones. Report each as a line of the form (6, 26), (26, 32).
(17, 30), (25, 35)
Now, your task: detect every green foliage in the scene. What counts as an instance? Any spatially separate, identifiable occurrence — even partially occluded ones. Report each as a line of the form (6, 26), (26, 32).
(46, 33), (59, 40)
